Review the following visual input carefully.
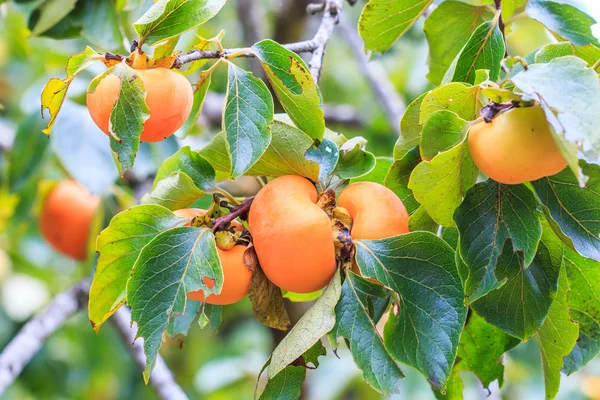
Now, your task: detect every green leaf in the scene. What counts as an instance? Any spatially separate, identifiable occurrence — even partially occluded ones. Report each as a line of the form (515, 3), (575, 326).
(355, 232), (467, 390)
(154, 35), (180, 59)
(424, 1), (494, 85)
(252, 40), (324, 140)
(419, 111), (468, 161)
(200, 121), (321, 181)
(89, 205), (187, 332)
(133, 0), (227, 46)
(153, 146), (215, 191)
(141, 171), (205, 210)
(536, 265), (579, 400)
(384, 146), (421, 215)
(260, 341), (326, 400)
(455, 312), (520, 390)
(333, 272), (404, 395)
(534, 42), (576, 63)
(334, 138), (376, 180)
(8, 113), (50, 191)
(82, 0), (123, 51)
(454, 180), (543, 302)
(358, 0), (433, 53)
(351, 157), (393, 185)
(532, 161), (600, 262)
(408, 206), (438, 233)
(269, 269), (341, 379)
(511, 56), (600, 178)
(471, 224), (563, 340)
(30, 0), (78, 36)
(563, 247), (600, 374)
(224, 63), (274, 178)
(89, 63), (150, 174)
(526, 0), (599, 47)
(420, 83), (482, 124)
(409, 140), (478, 227)
(128, 227), (222, 381)
(178, 73), (211, 139)
(305, 138), (339, 183)
(41, 46), (102, 135)
(394, 93), (426, 160)
(447, 19), (505, 84)
(166, 299), (202, 338)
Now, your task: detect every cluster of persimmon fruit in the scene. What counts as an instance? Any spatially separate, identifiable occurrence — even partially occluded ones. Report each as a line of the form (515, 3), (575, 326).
(39, 61), (568, 306)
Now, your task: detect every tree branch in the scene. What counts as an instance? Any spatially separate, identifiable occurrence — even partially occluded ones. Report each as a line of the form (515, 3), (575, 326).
(338, 17), (405, 135)
(175, 0), (343, 82)
(0, 279), (188, 400)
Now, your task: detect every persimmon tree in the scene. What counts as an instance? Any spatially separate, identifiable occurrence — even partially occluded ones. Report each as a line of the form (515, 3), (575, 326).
(1, 0), (600, 399)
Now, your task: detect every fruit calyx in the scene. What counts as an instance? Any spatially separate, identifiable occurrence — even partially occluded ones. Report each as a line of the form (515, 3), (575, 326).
(317, 189), (354, 265)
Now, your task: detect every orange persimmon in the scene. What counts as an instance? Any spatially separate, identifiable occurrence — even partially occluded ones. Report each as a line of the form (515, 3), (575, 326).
(468, 106), (567, 184)
(86, 68), (193, 142)
(39, 180), (100, 261)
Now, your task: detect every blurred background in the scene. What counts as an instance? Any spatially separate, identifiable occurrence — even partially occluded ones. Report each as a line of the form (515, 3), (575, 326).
(1, 0), (600, 398)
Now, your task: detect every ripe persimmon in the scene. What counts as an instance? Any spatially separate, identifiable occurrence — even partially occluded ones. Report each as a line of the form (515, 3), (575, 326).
(248, 175), (337, 293)
(86, 68), (193, 142)
(338, 182), (409, 241)
(39, 180), (100, 261)
(173, 209), (251, 305)
(468, 106), (567, 184)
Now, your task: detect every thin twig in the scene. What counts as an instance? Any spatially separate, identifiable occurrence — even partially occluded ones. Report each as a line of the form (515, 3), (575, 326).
(174, 0), (343, 82)
(0, 279), (187, 400)
(212, 197), (254, 233)
(338, 17), (404, 135)
(494, 0), (508, 57)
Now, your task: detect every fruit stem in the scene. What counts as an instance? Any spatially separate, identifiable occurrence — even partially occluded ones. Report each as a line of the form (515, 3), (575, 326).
(592, 58), (600, 72)
(208, 186), (243, 206)
(212, 197), (254, 233)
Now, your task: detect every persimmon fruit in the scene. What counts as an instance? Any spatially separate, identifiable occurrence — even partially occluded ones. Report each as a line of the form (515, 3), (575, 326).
(86, 67), (193, 142)
(39, 180), (100, 261)
(468, 106), (567, 184)
(248, 175), (337, 293)
(338, 182), (409, 241)
(173, 208), (251, 305)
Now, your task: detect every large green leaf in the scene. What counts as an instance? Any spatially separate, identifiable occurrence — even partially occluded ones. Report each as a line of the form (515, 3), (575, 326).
(532, 162), (600, 262)
(526, 0), (599, 47)
(385, 146), (421, 215)
(269, 270), (341, 379)
(252, 40), (324, 140)
(141, 171), (205, 210)
(224, 63), (274, 178)
(89, 205), (187, 332)
(41, 46), (102, 135)
(419, 111), (468, 161)
(420, 83), (482, 124)
(424, 1), (494, 85)
(333, 272), (404, 395)
(200, 121), (320, 181)
(394, 93), (426, 160)
(536, 265), (579, 399)
(563, 247), (600, 374)
(82, 0), (123, 51)
(471, 225), (563, 340)
(454, 180), (543, 303)
(409, 140), (477, 227)
(128, 227), (222, 381)
(133, 0), (227, 45)
(153, 146), (215, 191)
(358, 0), (433, 53)
(447, 19), (505, 84)
(511, 57), (600, 177)
(355, 232), (466, 390)
(30, 0), (77, 36)
(334, 139), (376, 180)
(260, 341), (326, 400)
